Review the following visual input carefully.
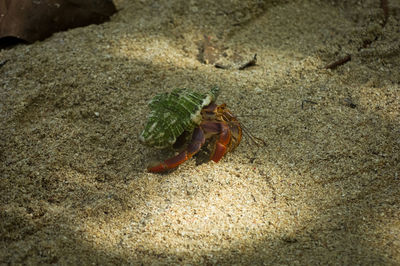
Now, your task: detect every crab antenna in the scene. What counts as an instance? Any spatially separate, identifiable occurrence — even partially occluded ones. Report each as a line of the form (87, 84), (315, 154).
(241, 123), (267, 147)
(235, 114), (269, 119)
(223, 111), (266, 147)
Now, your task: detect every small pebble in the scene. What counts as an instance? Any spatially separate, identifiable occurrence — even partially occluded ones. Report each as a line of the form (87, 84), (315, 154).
(254, 87), (263, 94)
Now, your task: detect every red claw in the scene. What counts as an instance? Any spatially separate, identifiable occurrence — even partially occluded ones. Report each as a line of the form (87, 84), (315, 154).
(211, 142), (226, 163)
(210, 123), (231, 162)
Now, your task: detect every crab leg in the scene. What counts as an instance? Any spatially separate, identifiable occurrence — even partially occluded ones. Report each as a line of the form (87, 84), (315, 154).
(197, 121), (231, 163)
(148, 127), (206, 172)
(210, 122), (231, 162)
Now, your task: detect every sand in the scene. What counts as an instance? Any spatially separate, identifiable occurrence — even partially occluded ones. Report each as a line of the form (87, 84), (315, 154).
(1, 0), (399, 264)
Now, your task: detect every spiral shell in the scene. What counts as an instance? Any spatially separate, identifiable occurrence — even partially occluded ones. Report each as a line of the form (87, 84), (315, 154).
(139, 87), (220, 149)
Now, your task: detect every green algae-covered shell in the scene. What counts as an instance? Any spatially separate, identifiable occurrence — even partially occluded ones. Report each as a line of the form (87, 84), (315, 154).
(139, 87), (220, 149)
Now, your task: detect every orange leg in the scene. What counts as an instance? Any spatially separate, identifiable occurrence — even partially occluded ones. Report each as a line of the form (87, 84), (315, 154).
(227, 120), (242, 151)
(210, 122), (231, 162)
(218, 104), (242, 152)
(148, 127), (205, 172)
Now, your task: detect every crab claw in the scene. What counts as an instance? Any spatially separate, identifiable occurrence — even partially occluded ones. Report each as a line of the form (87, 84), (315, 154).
(201, 122), (231, 163)
(147, 127), (206, 172)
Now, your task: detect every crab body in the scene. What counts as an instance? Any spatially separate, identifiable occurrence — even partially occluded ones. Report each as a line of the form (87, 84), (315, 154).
(139, 87), (242, 172)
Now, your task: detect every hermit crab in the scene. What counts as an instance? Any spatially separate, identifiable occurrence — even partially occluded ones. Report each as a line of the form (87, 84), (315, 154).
(139, 87), (242, 172)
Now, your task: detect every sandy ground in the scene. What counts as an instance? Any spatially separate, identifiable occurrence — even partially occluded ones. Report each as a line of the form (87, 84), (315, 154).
(1, 0), (400, 264)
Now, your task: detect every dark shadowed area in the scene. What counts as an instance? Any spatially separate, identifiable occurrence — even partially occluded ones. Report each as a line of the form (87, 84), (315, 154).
(1, 0), (399, 264)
